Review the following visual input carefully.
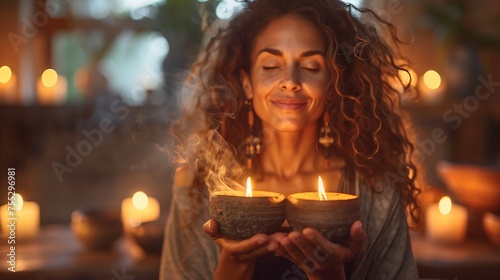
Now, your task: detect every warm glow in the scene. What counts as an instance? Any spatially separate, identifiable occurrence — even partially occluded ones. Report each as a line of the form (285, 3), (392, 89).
(246, 177), (253, 197)
(423, 70), (441, 90)
(398, 68), (417, 88)
(0, 66), (12, 84)
(318, 176), (327, 201)
(438, 196), (452, 215)
(41, 69), (58, 88)
(15, 193), (24, 211)
(128, 216), (142, 227)
(132, 191), (149, 210)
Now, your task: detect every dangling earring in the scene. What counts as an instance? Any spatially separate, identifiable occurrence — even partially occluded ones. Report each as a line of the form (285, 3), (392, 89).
(245, 99), (261, 169)
(319, 112), (334, 168)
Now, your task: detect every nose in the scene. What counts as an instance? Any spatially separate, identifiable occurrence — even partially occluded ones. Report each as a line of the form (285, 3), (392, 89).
(280, 66), (301, 92)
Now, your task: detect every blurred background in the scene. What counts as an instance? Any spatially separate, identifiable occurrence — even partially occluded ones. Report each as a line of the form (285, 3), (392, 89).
(0, 0), (499, 279)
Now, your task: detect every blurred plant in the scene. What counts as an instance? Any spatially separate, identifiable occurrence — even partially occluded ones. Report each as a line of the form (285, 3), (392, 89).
(132, 0), (219, 97)
(415, 0), (500, 99)
(139, 0), (207, 71)
(416, 0), (500, 50)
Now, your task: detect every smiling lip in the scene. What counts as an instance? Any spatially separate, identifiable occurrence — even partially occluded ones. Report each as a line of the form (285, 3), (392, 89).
(271, 99), (307, 110)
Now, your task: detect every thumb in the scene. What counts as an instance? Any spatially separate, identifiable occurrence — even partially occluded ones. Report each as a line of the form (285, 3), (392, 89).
(347, 220), (366, 256)
(203, 218), (221, 239)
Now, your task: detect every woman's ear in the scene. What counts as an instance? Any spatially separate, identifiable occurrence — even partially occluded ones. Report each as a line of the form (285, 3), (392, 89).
(240, 69), (253, 100)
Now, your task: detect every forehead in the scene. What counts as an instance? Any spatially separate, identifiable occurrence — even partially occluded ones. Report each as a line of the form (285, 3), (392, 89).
(252, 14), (326, 55)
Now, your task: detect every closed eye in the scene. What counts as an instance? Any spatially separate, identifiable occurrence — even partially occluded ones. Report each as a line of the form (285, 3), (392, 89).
(263, 66), (280, 71)
(301, 67), (319, 73)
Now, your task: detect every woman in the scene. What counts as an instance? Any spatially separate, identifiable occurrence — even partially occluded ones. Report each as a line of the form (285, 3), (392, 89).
(160, 0), (421, 279)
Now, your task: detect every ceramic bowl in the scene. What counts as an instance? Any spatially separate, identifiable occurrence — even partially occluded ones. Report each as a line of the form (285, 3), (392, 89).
(437, 161), (500, 213)
(71, 208), (123, 250)
(210, 190), (286, 240)
(131, 221), (165, 254)
(286, 192), (360, 242)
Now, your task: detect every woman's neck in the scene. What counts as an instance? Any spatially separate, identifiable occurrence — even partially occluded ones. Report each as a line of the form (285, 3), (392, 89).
(253, 124), (345, 195)
(259, 125), (323, 179)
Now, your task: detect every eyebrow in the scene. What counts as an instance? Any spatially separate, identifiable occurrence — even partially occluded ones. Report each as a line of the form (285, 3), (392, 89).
(257, 48), (325, 57)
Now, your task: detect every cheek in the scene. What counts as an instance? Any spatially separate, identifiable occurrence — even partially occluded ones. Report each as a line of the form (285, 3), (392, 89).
(308, 81), (329, 103)
(254, 72), (279, 88)
(308, 81), (329, 117)
(252, 94), (267, 117)
(315, 76), (331, 102)
(311, 99), (326, 121)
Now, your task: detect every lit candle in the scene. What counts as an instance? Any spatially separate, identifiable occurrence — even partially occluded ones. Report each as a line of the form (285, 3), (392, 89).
(0, 66), (17, 104)
(36, 69), (67, 105)
(121, 191), (160, 233)
(0, 194), (40, 240)
(418, 70), (445, 104)
(286, 176), (360, 242)
(210, 177), (286, 240)
(426, 196), (468, 244)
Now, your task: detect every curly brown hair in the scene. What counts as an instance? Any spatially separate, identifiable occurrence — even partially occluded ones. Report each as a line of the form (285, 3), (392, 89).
(171, 0), (421, 225)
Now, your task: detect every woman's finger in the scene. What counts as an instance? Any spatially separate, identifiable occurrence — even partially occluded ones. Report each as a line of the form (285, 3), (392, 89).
(302, 228), (338, 262)
(346, 220), (366, 257)
(280, 231), (324, 274)
(203, 219), (221, 239)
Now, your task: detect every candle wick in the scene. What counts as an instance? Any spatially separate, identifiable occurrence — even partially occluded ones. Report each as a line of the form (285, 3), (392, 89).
(320, 193), (327, 201)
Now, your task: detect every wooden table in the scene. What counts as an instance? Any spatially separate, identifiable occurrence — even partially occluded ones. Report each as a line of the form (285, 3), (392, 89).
(0, 225), (161, 280)
(411, 232), (500, 280)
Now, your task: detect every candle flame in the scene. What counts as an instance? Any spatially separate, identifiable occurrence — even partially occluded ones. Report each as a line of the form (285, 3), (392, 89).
(0, 66), (12, 84)
(318, 176), (327, 201)
(15, 193), (24, 211)
(42, 69), (58, 88)
(438, 196), (452, 215)
(132, 191), (149, 210)
(246, 177), (253, 197)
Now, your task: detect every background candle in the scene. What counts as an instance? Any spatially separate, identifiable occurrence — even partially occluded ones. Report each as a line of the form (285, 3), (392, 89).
(426, 196), (468, 244)
(0, 194), (40, 240)
(121, 191), (160, 233)
(418, 69), (445, 104)
(36, 69), (67, 105)
(0, 65), (17, 104)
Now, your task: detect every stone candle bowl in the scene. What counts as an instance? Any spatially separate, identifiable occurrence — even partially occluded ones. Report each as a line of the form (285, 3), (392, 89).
(210, 190), (286, 240)
(286, 192), (360, 242)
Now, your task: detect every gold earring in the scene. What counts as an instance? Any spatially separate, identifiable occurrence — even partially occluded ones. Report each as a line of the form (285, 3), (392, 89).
(245, 99), (261, 169)
(319, 112), (334, 167)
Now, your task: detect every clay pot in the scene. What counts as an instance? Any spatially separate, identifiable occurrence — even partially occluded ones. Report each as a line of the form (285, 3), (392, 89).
(286, 192), (360, 242)
(71, 208), (123, 251)
(131, 221), (165, 254)
(210, 190), (286, 240)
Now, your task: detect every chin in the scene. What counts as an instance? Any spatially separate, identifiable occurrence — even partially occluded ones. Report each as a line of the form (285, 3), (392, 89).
(270, 119), (308, 132)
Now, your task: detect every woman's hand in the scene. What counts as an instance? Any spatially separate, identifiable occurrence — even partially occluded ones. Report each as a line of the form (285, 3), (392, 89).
(204, 218), (282, 280)
(273, 221), (366, 280)
(203, 218), (281, 261)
